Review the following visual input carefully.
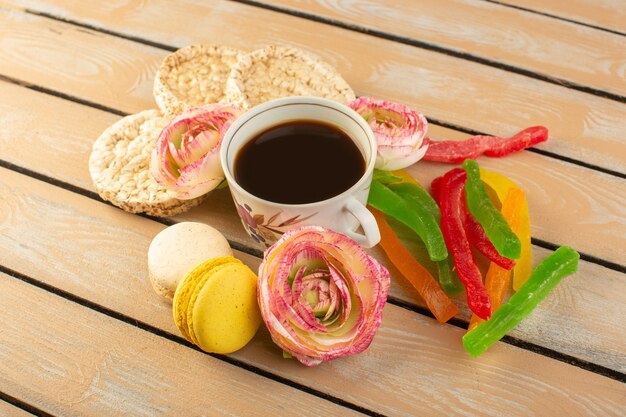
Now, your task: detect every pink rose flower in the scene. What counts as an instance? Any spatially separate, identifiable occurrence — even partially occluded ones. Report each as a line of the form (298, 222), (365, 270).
(151, 104), (241, 199)
(258, 226), (390, 366)
(349, 97), (428, 170)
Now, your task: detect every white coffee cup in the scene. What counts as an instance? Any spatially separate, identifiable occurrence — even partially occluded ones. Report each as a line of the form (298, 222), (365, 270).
(221, 96), (380, 248)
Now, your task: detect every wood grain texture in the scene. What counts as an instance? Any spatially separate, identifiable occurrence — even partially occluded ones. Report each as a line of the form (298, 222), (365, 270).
(2, 171), (626, 416)
(496, 0), (626, 34)
(0, 8), (160, 113)
(1, 78), (624, 373)
(0, 400), (34, 417)
(0, 163), (624, 386)
(0, 80), (623, 266)
(261, 0), (626, 96)
(1, 5), (626, 173)
(0, 1), (624, 415)
(0, 274), (361, 417)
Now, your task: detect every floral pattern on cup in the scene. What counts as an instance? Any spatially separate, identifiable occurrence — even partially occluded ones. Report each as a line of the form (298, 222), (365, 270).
(235, 199), (318, 245)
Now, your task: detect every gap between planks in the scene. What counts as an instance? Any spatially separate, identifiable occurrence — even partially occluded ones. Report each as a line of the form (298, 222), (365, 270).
(1, 211), (618, 416)
(0, 266), (380, 417)
(481, 0), (626, 37)
(21, 0), (626, 104)
(0, 155), (623, 275)
(226, 0), (626, 102)
(3, 68), (623, 181)
(0, 157), (266, 259)
(0, 394), (45, 417)
(1, 3), (620, 412)
(0, 264), (622, 415)
(422, 116), (625, 180)
(0, 4), (624, 174)
(0, 76), (626, 266)
(0, 159), (625, 382)
(19, 2), (626, 125)
(387, 296), (626, 383)
(0, 271), (370, 416)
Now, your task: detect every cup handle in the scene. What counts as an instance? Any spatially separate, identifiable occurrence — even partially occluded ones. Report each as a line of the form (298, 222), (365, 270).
(344, 198), (381, 248)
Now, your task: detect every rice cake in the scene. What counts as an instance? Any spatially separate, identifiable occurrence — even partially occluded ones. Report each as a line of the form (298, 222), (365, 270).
(224, 45), (356, 109)
(154, 44), (244, 117)
(89, 109), (205, 217)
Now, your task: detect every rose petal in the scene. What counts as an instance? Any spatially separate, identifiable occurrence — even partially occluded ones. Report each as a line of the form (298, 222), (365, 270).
(349, 97), (428, 171)
(257, 226), (390, 366)
(376, 141), (429, 171)
(149, 103), (240, 199)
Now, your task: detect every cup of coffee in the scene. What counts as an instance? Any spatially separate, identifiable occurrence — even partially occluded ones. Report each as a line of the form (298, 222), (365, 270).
(221, 96), (380, 248)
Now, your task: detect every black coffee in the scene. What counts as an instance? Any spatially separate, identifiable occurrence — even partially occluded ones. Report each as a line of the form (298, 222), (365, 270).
(234, 120), (365, 204)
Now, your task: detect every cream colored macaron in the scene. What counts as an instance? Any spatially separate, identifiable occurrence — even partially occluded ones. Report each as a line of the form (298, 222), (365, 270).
(148, 222), (233, 300)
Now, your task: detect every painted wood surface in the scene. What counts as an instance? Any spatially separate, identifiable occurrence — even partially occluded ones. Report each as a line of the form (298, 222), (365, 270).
(1, 79), (623, 267)
(0, 400), (34, 417)
(1, 5), (626, 174)
(0, 162), (626, 371)
(496, 0), (626, 34)
(1, 1), (625, 415)
(1, 170), (624, 416)
(259, 0), (626, 96)
(0, 273), (361, 417)
(0, 79), (623, 372)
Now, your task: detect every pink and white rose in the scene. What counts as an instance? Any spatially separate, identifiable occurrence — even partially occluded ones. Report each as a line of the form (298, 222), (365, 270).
(151, 104), (241, 199)
(258, 226), (390, 366)
(349, 97), (428, 171)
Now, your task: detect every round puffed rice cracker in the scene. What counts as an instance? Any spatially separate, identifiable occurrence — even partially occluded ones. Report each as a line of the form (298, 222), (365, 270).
(89, 109), (206, 217)
(225, 45), (356, 109)
(154, 44), (244, 117)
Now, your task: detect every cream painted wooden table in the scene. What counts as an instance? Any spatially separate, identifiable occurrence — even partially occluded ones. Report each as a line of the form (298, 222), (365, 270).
(0, 1), (625, 416)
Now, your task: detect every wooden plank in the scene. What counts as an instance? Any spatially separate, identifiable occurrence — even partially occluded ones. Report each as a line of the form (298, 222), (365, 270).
(496, 0), (626, 34)
(0, 165), (624, 386)
(1, 83), (625, 374)
(258, 0), (626, 96)
(1, 7), (625, 174)
(0, 400), (34, 417)
(2, 173), (625, 416)
(0, 274), (360, 417)
(1, 80), (623, 267)
(1, 125), (625, 383)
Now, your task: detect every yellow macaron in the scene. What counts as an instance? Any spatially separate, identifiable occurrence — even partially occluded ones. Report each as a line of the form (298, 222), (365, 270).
(173, 256), (261, 354)
(173, 256), (237, 342)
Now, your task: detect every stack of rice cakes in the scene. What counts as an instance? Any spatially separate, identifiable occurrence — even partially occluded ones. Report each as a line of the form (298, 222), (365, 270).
(89, 44), (355, 216)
